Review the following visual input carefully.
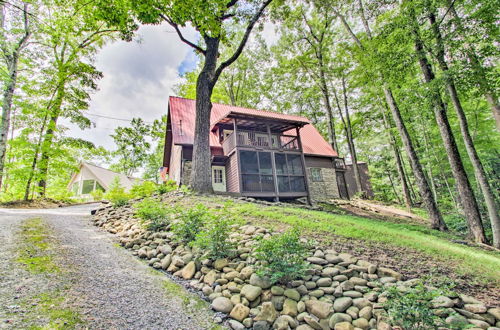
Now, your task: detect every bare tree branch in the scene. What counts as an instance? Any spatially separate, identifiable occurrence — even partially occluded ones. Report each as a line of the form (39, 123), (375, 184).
(160, 13), (206, 55)
(226, 0), (239, 8)
(214, 0), (273, 80)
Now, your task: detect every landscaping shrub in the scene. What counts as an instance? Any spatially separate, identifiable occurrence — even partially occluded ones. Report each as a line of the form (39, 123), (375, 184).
(192, 205), (240, 258)
(130, 180), (158, 198)
(104, 177), (130, 207)
(90, 188), (104, 201)
(156, 180), (177, 194)
(383, 282), (443, 329)
(254, 228), (310, 284)
(134, 198), (171, 231)
(172, 204), (209, 244)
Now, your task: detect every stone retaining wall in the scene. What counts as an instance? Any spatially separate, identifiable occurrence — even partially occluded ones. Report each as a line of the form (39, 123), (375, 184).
(92, 197), (500, 330)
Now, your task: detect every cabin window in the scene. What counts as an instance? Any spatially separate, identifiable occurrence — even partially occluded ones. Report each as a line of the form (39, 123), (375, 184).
(81, 180), (95, 194)
(310, 168), (323, 182)
(213, 168), (223, 184)
(95, 182), (104, 191)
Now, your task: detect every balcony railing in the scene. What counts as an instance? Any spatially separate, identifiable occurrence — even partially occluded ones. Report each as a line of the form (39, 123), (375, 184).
(222, 130), (300, 154)
(334, 158), (346, 170)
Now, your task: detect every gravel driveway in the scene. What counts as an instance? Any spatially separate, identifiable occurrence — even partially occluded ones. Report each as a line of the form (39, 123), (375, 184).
(0, 204), (220, 329)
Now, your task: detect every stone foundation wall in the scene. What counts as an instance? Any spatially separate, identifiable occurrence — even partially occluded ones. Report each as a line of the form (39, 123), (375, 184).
(308, 167), (340, 202)
(92, 196), (500, 330)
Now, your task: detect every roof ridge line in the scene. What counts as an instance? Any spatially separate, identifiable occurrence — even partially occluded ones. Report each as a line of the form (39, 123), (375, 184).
(169, 95), (309, 120)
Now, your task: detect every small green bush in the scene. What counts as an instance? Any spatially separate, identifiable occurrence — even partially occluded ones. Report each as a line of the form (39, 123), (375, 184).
(104, 177), (130, 208)
(134, 198), (171, 231)
(192, 205), (240, 258)
(172, 204), (210, 244)
(254, 228), (310, 284)
(90, 188), (104, 201)
(130, 181), (158, 198)
(383, 282), (443, 330)
(156, 180), (177, 194)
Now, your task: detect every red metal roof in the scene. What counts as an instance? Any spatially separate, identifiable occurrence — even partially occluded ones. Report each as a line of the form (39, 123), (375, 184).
(168, 96), (338, 157)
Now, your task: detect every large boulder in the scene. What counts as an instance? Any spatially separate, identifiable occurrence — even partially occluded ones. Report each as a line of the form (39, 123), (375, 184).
(181, 261), (196, 280)
(241, 285), (262, 302)
(230, 303), (250, 322)
(333, 297), (353, 313)
(306, 300), (333, 319)
(249, 274), (272, 289)
(211, 297), (233, 313)
(254, 302), (278, 323)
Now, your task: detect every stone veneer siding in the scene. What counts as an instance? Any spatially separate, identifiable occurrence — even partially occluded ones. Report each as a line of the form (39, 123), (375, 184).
(181, 161), (192, 186)
(307, 167), (340, 201)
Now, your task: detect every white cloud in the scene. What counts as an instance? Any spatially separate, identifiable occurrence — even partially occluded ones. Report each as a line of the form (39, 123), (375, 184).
(62, 23), (198, 151)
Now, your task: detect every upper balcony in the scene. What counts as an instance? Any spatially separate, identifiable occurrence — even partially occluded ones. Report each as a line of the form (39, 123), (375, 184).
(222, 130), (300, 155)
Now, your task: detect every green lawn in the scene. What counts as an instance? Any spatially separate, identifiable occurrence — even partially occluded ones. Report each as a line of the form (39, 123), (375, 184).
(226, 201), (500, 286)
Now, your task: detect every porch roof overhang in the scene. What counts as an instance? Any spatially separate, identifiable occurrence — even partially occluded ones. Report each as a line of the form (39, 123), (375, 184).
(211, 155), (228, 166)
(211, 110), (310, 133)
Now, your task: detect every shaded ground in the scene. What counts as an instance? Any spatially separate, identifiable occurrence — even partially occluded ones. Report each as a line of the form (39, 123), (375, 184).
(327, 199), (428, 225)
(0, 198), (74, 209)
(0, 205), (221, 329)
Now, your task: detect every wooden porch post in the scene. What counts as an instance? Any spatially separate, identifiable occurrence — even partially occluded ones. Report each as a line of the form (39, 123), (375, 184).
(234, 118), (243, 193)
(296, 126), (312, 205)
(267, 123), (279, 202)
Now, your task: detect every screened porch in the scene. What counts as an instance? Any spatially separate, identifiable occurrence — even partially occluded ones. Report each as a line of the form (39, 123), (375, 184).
(238, 150), (307, 198)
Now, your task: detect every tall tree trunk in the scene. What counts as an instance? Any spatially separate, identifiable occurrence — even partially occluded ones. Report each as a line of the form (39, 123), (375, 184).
(381, 106), (413, 208)
(333, 0), (446, 229)
(190, 36), (219, 193)
(448, 3), (500, 131)
(318, 55), (338, 151)
(333, 85), (364, 197)
(0, 2), (30, 190)
(429, 12), (500, 247)
(341, 77), (364, 197)
(387, 168), (403, 205)
(25, 113), (50, 200)
(37, 87), (64, 197)
(413, 29), (486, 243)
(383, 87), (448, 230)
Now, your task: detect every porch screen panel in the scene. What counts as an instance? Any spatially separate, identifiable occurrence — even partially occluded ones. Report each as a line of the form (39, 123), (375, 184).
(240, 151), (275, 192)
(274, 153), (287, 174)
(274, 153), (306, 193)
(287, 154), (303, 175)
(259, 152), (272, 175)
(240, 151), (259, 174)
(242, 174), (260, 192)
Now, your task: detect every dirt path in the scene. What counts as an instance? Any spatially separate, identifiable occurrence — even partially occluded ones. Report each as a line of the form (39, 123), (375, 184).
(0, 205), (221, 330)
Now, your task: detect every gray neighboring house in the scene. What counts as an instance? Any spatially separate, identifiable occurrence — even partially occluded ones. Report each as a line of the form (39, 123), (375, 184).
(67, 162), (140, 198)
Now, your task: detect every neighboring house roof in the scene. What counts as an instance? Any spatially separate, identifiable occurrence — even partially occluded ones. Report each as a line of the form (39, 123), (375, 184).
(68, 162), (141, 192)
(168, 96), (338, 157)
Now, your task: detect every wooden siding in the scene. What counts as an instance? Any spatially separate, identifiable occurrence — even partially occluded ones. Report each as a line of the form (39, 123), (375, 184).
(345, 163), (374, 198)
(304, 156), (335, 168)
(181, 146), (224, 161)
(169, 145), (182, 185)
(226, 153), (240, 193)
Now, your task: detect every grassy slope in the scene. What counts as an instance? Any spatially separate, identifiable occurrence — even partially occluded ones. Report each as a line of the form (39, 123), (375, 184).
(173, 195), (500, 287)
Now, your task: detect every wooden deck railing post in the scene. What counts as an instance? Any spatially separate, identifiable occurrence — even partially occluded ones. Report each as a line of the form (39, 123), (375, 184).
(296, 126), (312, 205)
(267, 123), (279, 202)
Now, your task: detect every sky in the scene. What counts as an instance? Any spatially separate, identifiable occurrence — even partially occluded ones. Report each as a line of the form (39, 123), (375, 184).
(62, 23), (198, 151)
(63, 22), (277, 153)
